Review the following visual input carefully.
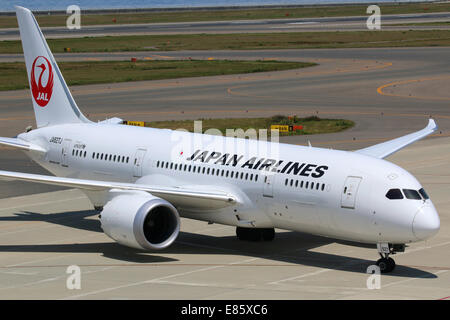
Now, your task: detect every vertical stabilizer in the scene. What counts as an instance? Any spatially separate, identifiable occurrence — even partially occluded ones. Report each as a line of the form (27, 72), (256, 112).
(15, 6), (90, 127)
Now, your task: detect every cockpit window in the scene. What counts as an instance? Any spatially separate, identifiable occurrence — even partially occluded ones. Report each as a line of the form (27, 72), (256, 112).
(386, 189), (403, 200)
(403, 189), (421, 200)
(419, 188), (429, 200)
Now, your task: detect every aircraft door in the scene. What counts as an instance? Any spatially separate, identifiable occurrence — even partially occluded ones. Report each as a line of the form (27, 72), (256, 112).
(133, 148), (147, 177)
(263, 173), (275, 198)
(46, 143), (60, 164)
(341, 176), (362, 209)
(61, 139), (72, 167)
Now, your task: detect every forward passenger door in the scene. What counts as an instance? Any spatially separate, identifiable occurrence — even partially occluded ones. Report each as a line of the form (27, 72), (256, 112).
(341, 176), (362, 209)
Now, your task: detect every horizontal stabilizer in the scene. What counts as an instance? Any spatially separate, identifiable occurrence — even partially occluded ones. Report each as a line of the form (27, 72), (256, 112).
(0, 137), (46, 153)
(98, 117), (124, 125)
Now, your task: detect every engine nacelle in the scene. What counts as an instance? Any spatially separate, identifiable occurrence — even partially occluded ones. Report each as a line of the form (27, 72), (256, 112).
(100, 191), (180, 250)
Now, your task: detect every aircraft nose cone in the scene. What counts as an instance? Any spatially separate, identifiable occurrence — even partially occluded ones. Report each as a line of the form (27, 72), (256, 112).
(412, 205), (440, 240)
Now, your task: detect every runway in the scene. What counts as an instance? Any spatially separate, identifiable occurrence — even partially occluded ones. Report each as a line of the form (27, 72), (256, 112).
(0, 12), (450, 40)
(0, 46), (449, 298)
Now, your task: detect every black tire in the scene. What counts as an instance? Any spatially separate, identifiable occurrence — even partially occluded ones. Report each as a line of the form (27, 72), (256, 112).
(262, 228), (275, 241)
(236, 227), (247, 240)
(248, 228), (262, 241)
(376, 258), (395, 273)
(376, 258), (388, 273)
(236, 227), (266, 241)
(387, 257), (396, 272)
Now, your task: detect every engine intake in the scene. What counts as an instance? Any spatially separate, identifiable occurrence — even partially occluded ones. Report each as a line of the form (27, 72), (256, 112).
(100, 191), (180, 250)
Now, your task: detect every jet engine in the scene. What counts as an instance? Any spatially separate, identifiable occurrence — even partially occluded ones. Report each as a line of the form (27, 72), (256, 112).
(100, 191), (180, 250)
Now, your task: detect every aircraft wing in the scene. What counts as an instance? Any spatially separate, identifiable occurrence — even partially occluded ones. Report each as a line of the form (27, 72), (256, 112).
(0, 170), (238, 209)
(0, 137), (46, 153)
(355, 119), (437, 159)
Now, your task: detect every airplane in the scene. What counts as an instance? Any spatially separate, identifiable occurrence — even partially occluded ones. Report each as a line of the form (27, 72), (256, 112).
(0, 6), (440, 273)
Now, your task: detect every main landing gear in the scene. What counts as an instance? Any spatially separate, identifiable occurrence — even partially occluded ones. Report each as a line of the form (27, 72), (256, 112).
(376, 243), (405, 273)
(236, 227), (275, 242)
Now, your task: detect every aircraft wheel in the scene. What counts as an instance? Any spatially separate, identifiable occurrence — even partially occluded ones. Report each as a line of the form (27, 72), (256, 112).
(236, 227), (263, 241)
(376, 257), (396, 273)
(236, 227), (249, 241)
(262, 228), (275, 241)
(387, 257), (396, 272)
(236, 227), (275, 242)
(251, 229), (264, 241)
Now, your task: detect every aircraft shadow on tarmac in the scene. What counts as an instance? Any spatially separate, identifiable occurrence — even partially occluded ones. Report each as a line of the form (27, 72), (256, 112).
(0, 210), (437, 279)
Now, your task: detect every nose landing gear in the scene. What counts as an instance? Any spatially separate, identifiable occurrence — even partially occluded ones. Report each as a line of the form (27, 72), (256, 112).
(376, 243), (405, 273)
(376, 256), (396, 273)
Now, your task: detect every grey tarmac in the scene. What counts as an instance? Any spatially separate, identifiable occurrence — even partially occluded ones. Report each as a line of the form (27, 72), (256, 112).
(0, 46), (449, 299)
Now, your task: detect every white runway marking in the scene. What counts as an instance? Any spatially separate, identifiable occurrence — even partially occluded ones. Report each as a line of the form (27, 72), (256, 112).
(287, 22), (318, 25)
(268, 268), (331, 285)
(0, 271), (38, 276)
(62, 257), (260, 299)
(0, 196), (86, 212)
(0, 266), (113, 291)
(150, 280), (249, 289)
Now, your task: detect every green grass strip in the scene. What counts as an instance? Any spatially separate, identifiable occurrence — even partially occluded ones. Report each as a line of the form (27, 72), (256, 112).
(2, 30), (450, 54)
(0, 59), (315, 91)
(146, 115), (355, 136)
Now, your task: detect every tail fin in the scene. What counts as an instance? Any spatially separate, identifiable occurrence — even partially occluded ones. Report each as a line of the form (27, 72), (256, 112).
(15, 6), (90, 128)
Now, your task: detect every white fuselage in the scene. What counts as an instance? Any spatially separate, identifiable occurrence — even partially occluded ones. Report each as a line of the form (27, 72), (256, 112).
(19, 122), (440, 245)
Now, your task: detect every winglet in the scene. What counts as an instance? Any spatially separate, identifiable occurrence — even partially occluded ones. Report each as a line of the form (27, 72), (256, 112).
(427, 118), (438, 131)
(355, 119), (438, 159)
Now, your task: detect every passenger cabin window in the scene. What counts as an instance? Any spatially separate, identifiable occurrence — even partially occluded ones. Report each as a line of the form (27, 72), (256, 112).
(403, 189), (422, 200)
(386, 189), (403, 200)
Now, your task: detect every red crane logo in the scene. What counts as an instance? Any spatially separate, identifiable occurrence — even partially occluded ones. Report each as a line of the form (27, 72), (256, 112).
(31, 56), (54, 107)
